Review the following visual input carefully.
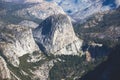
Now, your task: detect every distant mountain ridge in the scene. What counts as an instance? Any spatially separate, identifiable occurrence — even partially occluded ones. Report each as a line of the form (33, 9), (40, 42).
(1, 0), (120, 21)
(46, 0), (120, 21)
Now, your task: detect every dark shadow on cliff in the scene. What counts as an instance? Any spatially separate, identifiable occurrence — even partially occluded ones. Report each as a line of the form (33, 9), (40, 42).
(36, 42), (48, 56)
(80, 44), (120, 80)
(82, 44), (110, 59)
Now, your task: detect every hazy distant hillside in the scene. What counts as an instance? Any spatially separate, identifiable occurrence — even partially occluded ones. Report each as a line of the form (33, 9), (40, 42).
(45, 0), (120, 21)
(1, 0), (120, 21)
(74, 7), (120, 47)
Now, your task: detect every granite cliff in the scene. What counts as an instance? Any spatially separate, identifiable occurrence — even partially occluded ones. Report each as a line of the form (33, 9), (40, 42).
(0, 24), (40, 67)
(33, 14), (83, 55)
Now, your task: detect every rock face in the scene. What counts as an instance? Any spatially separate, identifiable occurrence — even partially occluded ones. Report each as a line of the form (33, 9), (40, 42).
(85, 51), (92, 62)
(14, 1), (65, 21)
(0, 56), (11, 80)
(33, 14), (83, 55)
(19, 20), (39, 29)
(0, 24), (39, 67)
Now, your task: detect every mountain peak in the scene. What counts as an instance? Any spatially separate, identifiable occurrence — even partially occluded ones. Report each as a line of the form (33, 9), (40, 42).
(33, 14), (83, 55)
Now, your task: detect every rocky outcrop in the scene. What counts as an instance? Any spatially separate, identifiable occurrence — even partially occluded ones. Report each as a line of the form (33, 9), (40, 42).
(19, 20), (39, 29)
(31, 60), (54, 80)
(0, 56), (11, 80)
(14, 1), (65, 21)
(85, 51), (92, 62)
(54, 40), (83, 55)
(0, 24), (39, 67)
(33, 14), (83, 55)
